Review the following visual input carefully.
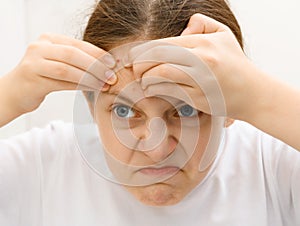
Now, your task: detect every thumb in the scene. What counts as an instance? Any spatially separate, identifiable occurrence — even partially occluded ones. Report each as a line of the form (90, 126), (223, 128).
(181, 13), (229, 36)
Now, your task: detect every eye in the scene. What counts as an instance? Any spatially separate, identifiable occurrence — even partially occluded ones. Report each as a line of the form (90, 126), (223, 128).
(177, 105), (199, 117)
(113, 105), (136, 118)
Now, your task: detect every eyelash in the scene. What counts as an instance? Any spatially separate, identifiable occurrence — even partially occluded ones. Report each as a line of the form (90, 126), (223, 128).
(176, 104), (199, 117)
(112, 105), (137, 118)
(112, 104), (200, 119)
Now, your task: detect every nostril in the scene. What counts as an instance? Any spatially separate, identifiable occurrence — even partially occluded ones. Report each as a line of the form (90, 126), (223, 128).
(143, 136), (178, 163)
(135, 117), (167, 152)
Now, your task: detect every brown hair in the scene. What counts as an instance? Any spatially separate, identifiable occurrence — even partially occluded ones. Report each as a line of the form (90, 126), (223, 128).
(83, 0), (243, 50)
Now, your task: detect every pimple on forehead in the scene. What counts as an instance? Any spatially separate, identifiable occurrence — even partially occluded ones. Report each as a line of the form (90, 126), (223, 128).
(109, 67), (137, 94)
(116, 58), (122, 64)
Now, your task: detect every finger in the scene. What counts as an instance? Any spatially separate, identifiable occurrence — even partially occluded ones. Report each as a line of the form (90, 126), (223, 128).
(145, 82), (194, 107)
(136, 50), (227, 116)
(38, 33), (116, 68)
(37, 59), (106, 90)
(141, 64), (197, 89)
(39, 43), (117, 85)
(126, 36), (213, 74)
(128, 44), (197, 79)
(181, 13), (229, 36)
(40, 74), (110, 93)
(144, 83), (210, 113)
(38, 75), (98, 92)
(124, 40), (172, 67)
(126, 14), (228, 66)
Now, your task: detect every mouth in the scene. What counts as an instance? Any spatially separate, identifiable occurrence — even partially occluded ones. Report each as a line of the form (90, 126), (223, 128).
(138, 166), (180, 177)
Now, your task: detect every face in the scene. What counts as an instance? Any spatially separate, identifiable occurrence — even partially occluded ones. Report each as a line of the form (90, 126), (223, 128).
(89, 65), (215, 207)
(87, 42), (232, 206)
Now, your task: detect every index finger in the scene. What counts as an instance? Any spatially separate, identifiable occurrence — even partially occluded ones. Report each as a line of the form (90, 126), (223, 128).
(38, 33), (116, 67)
(181, 13), (229, 36)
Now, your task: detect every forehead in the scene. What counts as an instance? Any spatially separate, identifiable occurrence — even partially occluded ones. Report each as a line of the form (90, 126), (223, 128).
(106, 41), (142, 94)
(100, 41), (183, 107)
(108, 67), (137, 95)
(99, 69), (182, 111)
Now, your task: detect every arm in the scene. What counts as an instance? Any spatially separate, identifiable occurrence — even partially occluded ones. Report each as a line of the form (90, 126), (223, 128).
(0, 33), (116, 128)
(182, 14), (300, 150)
(126, 14), (300, 150)
(241, 70), (300, 150)
(0, 74), (24, 126)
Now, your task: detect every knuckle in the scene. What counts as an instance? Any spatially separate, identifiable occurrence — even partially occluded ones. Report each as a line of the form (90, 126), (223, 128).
(27, 42), (42, 52)
(54, 64), (69, 78)
(203, 53), (219, 68)
(62, 47), (76, 61)
(157, 64), (169, 77)
(151, 46), (163, 59)
(198, 36), (214, 48)
(20, 59), (33, 72)
(38, 33), (52, 41)
(71, 40), (81, 50)
(190, 13), (203, 22)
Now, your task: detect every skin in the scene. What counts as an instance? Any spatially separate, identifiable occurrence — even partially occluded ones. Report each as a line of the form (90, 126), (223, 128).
(94, 66), (219, 206)
(0, 12), (299, 206)
(149, 14), (300, 150)
(86, 42), (234, 206)
(0, 33), (117, 127)
(88, 14), (300, 206)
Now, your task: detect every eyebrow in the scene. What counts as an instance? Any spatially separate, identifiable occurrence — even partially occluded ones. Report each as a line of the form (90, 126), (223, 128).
(106, 91), (136, 105)
(106, 91), (188, 111)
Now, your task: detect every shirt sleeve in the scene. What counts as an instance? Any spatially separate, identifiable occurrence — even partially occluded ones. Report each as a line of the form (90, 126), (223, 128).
(0, 122), (69, 226)
(261, 133), (300, 225)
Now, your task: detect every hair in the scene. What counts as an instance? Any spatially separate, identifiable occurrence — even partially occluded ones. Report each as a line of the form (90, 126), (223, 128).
(83, 0), (243, 50)
(83, 0), (243, 102)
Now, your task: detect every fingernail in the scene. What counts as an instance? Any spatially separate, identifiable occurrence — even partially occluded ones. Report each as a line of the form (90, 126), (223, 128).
(122, 55), (132, 68)
(105, 70), (117, 84)
(103, 54), (116, 68)
(102, 83), (110, 92)
(124, 62), (132, 68)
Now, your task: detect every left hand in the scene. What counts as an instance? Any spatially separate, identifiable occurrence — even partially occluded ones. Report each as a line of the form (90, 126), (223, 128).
(124, 13), (262, 119)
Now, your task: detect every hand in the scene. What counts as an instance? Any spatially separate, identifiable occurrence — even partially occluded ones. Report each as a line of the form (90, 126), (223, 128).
(125, 14), (262, 119)
(2, 33), (117, 113)
(124, 14), (300, 150)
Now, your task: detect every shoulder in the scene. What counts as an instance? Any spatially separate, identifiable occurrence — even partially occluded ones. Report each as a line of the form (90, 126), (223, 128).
(222, 120), (300, 177)
(220, 120), (300, 170)
(224, 120), (295, 153)
(0, 120), (73, 146)
(0, 121), (76, 180)
(0, 121), (80, 224)
(223, 120), (264, 155)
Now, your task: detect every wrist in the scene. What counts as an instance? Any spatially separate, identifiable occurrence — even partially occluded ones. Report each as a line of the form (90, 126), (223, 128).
(0, 73), (27, 126)
(229, 67), (272, 123)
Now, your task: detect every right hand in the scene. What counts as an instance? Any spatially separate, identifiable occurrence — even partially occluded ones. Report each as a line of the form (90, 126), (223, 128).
(1, 33), (117, 117)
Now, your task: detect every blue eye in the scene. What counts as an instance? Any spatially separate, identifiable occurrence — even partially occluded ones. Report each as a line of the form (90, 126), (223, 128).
(178, 105), (198, 117)
(113, 105), (135, 118)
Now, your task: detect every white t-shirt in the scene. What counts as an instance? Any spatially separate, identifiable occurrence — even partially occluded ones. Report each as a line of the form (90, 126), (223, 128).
(0, 121), (299, 226)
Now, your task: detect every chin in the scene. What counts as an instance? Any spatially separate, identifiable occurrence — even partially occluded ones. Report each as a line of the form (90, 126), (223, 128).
(126, 183), (184, 207)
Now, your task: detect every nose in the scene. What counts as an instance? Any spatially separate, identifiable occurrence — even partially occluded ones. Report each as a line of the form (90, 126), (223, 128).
(134, 117), (178, 163)
(144, 135), (178, 162)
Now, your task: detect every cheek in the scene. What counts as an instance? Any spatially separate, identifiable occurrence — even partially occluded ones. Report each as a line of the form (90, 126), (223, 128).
(95, 106), (134, 164)
(183, 116), (212, 172)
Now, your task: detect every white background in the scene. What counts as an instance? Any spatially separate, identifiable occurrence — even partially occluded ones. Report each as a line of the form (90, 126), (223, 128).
(1, 0), (300, 138)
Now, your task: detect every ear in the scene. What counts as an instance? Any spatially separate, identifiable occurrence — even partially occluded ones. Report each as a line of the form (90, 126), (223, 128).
(224, 118), (235, 128)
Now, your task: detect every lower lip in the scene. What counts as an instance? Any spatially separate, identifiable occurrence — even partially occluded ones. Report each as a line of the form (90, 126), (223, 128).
(139, 167), (180, 176)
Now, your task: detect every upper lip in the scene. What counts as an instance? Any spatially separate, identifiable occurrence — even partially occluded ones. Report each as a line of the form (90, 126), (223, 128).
(138, 166), (180, 174)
